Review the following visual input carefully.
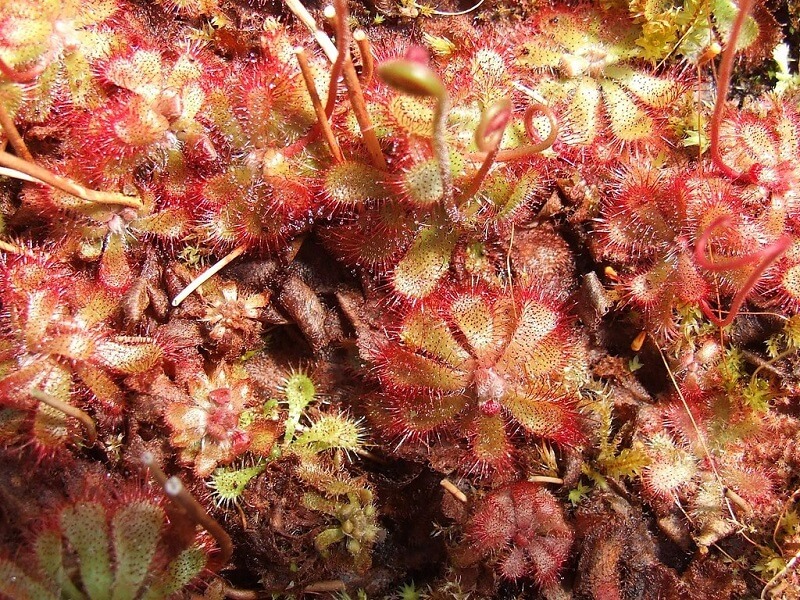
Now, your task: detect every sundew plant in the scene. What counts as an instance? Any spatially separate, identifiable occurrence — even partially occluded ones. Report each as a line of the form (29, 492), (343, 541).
(1, 0), (800, 597)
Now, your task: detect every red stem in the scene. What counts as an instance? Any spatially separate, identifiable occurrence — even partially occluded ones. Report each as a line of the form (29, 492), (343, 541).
(492, 103), (558, 162)
(459, 100), (511, 202)
(324, 2), (349, 118)
(354, 30), (374, 88)
(694, 215), (758, 272)
(695, 216), (790, 327)
(709, 0), (755, 182)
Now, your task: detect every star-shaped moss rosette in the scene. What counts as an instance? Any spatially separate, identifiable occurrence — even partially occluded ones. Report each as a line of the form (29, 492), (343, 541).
(368, 281), (585, 472)
(198, 279), (268, 350)
(514, 6), (683, 157)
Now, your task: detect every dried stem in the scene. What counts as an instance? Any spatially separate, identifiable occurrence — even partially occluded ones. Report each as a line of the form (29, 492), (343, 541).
(631, 330), (647, 352)
(294, 47), (344, 162)
(440, 478), (468, 503)
(709, 0), (755, 181)
(725, 486), (752, 515)
(695, 215), (790, 327)
(224, 582), (347, 598)
(0, 239), (31, 255)
(0, 150), (142, 209)
(172, 244), (246, 307)
(142, 452), (234, 570)
(353, 30), (374, 88)
(749, 346), (795, 387)
(422, 0), (485, 16)
(323, 5), (346, 118)
(527, 475), (564, 485)
(224, 586), (262, 599)
(303, 580), (347, 593)
(283, 0), (337, 62)
(354, 447), (389, 464)
(30, 389), (97, 446)
(0, 166), (44, 184)
(333, 0), (386, 170)
(0, 102), (33, 162)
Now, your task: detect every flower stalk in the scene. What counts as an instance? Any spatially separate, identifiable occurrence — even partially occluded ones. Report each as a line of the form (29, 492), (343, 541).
(295, 47), (344, 163)
(459, 97), (512, 202)
(0, 150), (142, 209)
(142, 452), (234, 570)
(709, 0), (755, 181)
(330, 0), (386, 170)
(695, 215), (790, 327)
(0, 102), (33, 162)
(378, 54), (454, 218)
(30, 389), (97, 446)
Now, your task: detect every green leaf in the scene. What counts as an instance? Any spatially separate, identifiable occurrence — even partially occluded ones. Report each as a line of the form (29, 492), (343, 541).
(742, 377), (772, 412)
(111, 502), (164, 600)
(293, 415), (363, 455)
(392, 225), (458, 300)
(141, 547), (206, 600)
(400, 309), (470, 367)
(601, 446), (651, 479)
(34, 529), (84, 600)
(314, 528), (346, 555)
(378, 59), (446, 100)
(0, 558), (59, 600)
(601, 80), (654, 142)
(60, 502), (113, 600)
